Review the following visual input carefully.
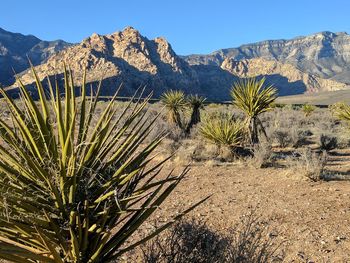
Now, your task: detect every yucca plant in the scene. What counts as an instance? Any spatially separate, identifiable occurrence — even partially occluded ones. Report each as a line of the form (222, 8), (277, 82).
(0, 66), (207, 262)
(185, 95), (206, 134)
(331, 102), (350, 124)
(200, 114), (244, 158)
(302, 103), (315, 117)
(160, 90), (186, 128)
(231, 78), (277, 144)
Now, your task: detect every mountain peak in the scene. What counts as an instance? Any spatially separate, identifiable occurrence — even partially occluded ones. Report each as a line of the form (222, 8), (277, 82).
(12, 26), (200, 97)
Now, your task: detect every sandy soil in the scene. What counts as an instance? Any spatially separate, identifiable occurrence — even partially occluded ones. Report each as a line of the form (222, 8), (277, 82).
(144, 149), (350, 262)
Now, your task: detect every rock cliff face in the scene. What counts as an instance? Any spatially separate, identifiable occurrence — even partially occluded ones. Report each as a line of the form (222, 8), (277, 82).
(0, 27), (71, 86)
(15, 27), (200, 97)
(220, 58), (348, 95)
(6, 28), (350, 100)
(184, 31), (350, 84)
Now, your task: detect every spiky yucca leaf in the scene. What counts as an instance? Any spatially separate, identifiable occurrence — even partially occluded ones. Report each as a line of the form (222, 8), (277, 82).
(231, 78), (277, 144)
(200, 114), (244, 147)
(330, 102), (350, 123)
(0, 67), (207, 262)
(160, 90), (186, 128)
(186, 94), (206, 109)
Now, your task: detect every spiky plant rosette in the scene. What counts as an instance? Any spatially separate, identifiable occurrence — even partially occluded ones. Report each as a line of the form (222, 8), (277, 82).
(199, 113), (244, 148)
(231, 78), (277, 144)
(160, 90), (186, 127)
(0, 66), (207, 262)
(186, 95), (206, 109)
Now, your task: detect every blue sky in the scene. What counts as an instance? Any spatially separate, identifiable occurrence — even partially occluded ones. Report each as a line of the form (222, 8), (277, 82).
(1, 0), (349, 55)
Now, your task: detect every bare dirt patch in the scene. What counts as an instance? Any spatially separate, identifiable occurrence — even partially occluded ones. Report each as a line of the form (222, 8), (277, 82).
(139, 158), (350, 262)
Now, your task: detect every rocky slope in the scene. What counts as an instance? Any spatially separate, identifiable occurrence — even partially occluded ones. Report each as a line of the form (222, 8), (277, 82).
(221, 58), (348, 95)
(14, 27), (201, 97)
(0, 27), (71, 86)
(185, 31), (350, 83)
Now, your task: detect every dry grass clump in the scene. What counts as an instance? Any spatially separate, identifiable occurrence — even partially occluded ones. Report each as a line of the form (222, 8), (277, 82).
(288, 148), (328, 181)
(247, 143), (275, 168)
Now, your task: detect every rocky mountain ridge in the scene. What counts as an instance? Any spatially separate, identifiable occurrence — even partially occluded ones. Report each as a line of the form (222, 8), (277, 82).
(14, 27), (200, 97)
(184, 31), (350, 83)
(4, 27), (350, 100)
(0, 27), (72, 86)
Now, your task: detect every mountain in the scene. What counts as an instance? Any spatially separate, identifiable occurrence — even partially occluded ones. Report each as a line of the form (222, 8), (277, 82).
(13, 27), (201, 98)
(220, 57), (347, 95)
(7, 28), (350, 100)
(184, 31), (350, 84)
(0, 27), (72, 86)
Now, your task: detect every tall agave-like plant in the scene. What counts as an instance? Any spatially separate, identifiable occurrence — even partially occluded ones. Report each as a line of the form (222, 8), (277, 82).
(0, 67), (207, 262)
(160, 90), (186, 128)
(231, 78), (277, 144)
(185, 95), (206, 134)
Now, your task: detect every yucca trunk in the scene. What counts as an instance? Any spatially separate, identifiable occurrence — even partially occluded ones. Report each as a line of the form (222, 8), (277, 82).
(186, 106), (201, 133)
(168, 109), (183, 128)
(246, 116), (268, 145)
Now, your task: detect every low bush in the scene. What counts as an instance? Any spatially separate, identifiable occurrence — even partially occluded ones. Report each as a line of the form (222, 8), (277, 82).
(289, 148), (328, 181)
(271, 128), (308, 148)
(248, 143), (275, 168)
(140, 213), (282, 263)
(319, 134), (338, 151)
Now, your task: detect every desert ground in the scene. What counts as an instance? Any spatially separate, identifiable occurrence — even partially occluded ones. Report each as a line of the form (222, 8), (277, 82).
(120, 102), (350, 262)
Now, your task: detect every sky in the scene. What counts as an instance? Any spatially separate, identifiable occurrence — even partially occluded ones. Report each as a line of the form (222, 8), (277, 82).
(1, 0), (349, 55)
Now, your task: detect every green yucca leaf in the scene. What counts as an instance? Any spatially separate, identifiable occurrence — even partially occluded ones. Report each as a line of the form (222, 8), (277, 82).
(0, 66), (206, 262)
(331, 102), (350, 124)
(231, 77), (277, 144)
(160, 90), (186, 128)
(200, 113), (244, 147)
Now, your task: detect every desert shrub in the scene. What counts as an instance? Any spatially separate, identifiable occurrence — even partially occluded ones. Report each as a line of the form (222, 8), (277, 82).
(289, 148), (328, 181)
(231, 77), (277, 144)
(199, 113), (244, 160)
(227, 212), (283, 262)
(0, 68), (206, 262)
(248, 143), (275, 168)
(271, 128), (308, 148)
(319, 134), (338, 151)
(272, 130), (292, 148)
(140, 219), (230, 263)
(167, 125), (186, 142)
(140, 213), (282, 263)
